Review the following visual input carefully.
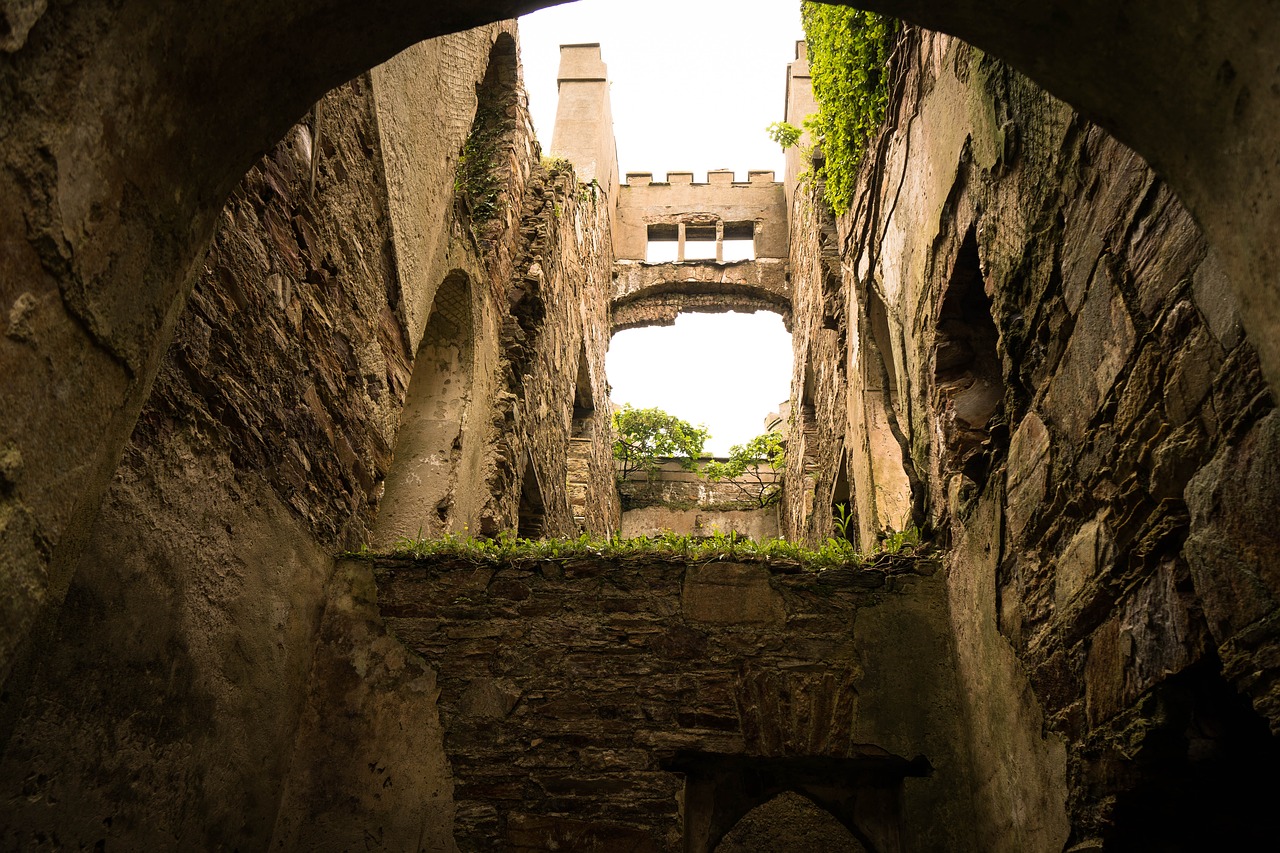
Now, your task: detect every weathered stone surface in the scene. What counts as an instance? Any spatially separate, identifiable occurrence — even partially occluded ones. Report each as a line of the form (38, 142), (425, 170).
(682, 563), (786, 626)
(1054, 516), (1114, 612)
(371, 552), (974, 851)
(271, 561), (457, 852)
(1186, 411), (1280, 727)
(1042, 265), (1137, 442)
(1006, 411), (1050, 541)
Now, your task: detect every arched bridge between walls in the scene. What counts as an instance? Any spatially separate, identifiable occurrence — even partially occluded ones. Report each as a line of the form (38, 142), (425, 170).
(610, 259), (792, 333)
(368, 551), (975, 851)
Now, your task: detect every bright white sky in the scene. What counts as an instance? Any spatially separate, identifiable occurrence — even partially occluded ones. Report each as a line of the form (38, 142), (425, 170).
(519, 0), (805, 454)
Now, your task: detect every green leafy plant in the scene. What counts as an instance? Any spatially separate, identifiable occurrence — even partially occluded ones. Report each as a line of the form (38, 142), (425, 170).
(611, 404), (709, 481)
(541, 155), (573, 174)
(766, 120), (803, 150)
(881, 524), (921, 554)
(371, 530), (881, 572)
(801, 2), (898, 214)
(704, 431), (787, 508)
(456, 105), (505, 221)
(833, 502), (855, 541)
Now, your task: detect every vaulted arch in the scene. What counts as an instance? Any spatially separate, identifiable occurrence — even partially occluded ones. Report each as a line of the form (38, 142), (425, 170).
(4, 0), (1279, 699)
(373, 271), (478, 544)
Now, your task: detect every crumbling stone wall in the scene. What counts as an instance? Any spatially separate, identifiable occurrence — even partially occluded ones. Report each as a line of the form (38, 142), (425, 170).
(0, 69), (424, 850)
(371, 551), (976, 851)
(0, 23), (618, 850)
(781, 193), (858, 546)
(484, 160), (620, 538)
(618, 460), (782, 539)
(786, 26), (1280, 849)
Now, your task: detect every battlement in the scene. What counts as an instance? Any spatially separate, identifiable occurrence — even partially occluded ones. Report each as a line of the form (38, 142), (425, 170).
(623, 169), (777, 187)
(614, 169), (788, 260)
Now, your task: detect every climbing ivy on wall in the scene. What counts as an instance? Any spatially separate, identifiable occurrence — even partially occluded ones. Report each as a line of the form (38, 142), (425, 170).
(800, 2), (898, 215)
(456, 103), (505, 221)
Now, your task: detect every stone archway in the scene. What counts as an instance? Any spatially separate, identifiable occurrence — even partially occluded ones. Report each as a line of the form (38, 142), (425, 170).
(373, 271), (477, 545)
(4, 0), (1279, 697)
(715, 791), (869, 853)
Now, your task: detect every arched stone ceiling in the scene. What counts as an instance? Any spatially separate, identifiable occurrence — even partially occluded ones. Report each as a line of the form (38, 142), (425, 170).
(1, 0), (1276, 695)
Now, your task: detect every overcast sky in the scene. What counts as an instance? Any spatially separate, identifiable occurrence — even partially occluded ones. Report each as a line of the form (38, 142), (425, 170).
(519, 0), (805, 454)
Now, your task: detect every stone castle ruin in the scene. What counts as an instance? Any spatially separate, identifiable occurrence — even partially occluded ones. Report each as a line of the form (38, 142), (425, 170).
(3, 3), (1280, 851)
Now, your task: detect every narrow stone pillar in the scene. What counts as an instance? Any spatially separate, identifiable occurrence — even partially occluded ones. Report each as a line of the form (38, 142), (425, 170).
(677, 222), (687, 263)
(716, 220), (724, 262)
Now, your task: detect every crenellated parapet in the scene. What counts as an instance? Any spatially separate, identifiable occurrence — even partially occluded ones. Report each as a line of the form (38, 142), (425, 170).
(615, 169), (788, 261)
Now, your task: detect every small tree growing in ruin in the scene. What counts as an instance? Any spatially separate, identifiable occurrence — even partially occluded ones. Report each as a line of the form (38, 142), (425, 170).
(611, 404), (709, 481)
(704, 430), (787, 508)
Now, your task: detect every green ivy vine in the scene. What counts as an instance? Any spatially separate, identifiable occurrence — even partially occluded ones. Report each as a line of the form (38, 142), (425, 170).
(800, 3), (898, 215)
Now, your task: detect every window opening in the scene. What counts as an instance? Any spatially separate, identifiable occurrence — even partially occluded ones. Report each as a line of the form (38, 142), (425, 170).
(606, 312), (792, 457)
(644, 220), (757, 262)
(934, 231), (1002, 478)
(517, 454), (547, 538)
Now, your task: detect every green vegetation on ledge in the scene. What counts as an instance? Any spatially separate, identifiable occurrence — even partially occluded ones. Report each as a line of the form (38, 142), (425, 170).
(800, 3), (898, 214)
(456, 104), (505, 220)
(353, 529), (927, 573)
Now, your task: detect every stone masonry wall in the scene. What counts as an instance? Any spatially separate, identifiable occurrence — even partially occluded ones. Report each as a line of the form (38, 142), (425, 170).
(0, 23), (619, 850)
(0, 69), (427, 850)
(371, 550), (977, 852)
(786, 26), (1280, 850)
(485, 159), (619, 538)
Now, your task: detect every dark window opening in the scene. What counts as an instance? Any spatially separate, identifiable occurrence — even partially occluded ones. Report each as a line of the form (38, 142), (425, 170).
(665, 751), (926, 853)
(517, 455), (546, 539)
(934, 231), (1002, 481)
(831, 448), (855, 543)
(1103, 658), (1280, 852)
(571, 342), (594, 438)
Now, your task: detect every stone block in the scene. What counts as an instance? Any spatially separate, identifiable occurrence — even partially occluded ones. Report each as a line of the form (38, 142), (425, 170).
(459, 676), (521, 718)
(1006, 410), (1050, 540)
(681, 563), (786, 625)
(1192, 247), (1244, 350)
(1162, 322), (1224, 426)
(1185, 411), (1280, 642)
(1042, 263), (1137, 441)
(1054, 516), (1115, 612)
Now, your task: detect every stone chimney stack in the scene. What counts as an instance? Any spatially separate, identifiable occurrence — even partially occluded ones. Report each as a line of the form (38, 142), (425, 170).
(550, 43), (620, 208)
(782, 40), (818, 213)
